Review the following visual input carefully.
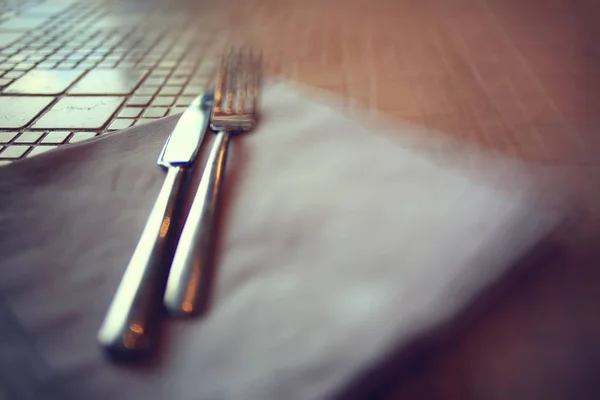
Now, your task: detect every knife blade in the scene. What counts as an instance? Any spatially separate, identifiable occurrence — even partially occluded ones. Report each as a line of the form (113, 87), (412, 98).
(97, 93), (212, 359)
(159, 94), (212, 165)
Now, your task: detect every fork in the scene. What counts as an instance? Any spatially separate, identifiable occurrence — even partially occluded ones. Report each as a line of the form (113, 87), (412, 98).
(163, 47), (260, 316)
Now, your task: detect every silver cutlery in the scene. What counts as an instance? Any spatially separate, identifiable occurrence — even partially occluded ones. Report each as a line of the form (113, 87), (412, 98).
(98, 93), (212, 357)
(164, 47), (261, 316)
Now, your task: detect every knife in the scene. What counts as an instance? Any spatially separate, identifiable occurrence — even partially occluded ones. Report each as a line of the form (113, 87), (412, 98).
(97, 93), (212, 359)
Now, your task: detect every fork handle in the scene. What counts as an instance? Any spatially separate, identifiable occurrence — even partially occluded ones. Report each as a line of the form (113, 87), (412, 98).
(98, 166), (185, 358)
(164, 130), (231, 316)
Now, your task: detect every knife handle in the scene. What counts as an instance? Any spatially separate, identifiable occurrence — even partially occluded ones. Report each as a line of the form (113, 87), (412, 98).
(164, 130), (230, 317)
(98, 166), (186, 359)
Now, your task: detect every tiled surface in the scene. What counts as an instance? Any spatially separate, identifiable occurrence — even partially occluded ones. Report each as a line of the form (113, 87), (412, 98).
(21, 0), (75, 17)
(2, 0), (587, 166)
(27, 144), (56, 156)
(32, 96), (124, 129)
(68, 131), (96, 142)
(3, 0), (590, 166)
(14, 131), (43, 143)
(0, 33), (24, 48)
(0, 0), (223, 161)
(0, 131), (18, 143)
(218, 0), (599, 166)
(0, 16), (48, 30)
(0, 144), (29, 158)
(4, 69), (85, 94)
(68, 69), (146, 95)
(107, 118), (133, 131)
(0, 96), (53, 128)
(41, 130), (70, 144)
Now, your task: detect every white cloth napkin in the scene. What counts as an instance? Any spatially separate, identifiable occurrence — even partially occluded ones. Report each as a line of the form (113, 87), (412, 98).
(0, 83), (562, 399)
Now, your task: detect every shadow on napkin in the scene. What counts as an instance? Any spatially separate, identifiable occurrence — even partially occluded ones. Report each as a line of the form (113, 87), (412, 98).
(335, 229), (562, 399)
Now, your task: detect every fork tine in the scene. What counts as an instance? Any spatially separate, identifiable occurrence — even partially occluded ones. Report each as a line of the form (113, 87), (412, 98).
(211, 45), (259, 131)
(225, 48), (235, 114)
(239, 47), (248, 114)
(251, 48), (262, 114)
(234, 47), (242, 114)
(213, 50), (227, 113)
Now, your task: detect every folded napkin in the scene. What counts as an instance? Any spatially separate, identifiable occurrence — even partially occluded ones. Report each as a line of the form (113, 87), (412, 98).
(0, 83), (562, 399)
